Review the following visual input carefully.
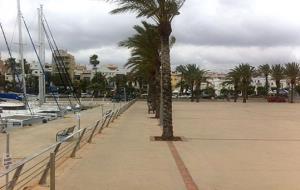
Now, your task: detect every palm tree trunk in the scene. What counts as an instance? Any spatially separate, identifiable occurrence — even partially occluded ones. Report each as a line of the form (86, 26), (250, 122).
(265, 75), (269, 96)
(180, 78), (183, 95)
(138, 79), (143, 97)
(149, 78), (156, 112)
(155, 69), (161, 118)
(191, 82), (194, 102)
(291, 83), (294, 103)
(195, 82), (200, 102)
(276, 80), (280, 97)
(234, 85), (238, 102)
(160, 35), (173, 139)
(243, 89), (247, 103)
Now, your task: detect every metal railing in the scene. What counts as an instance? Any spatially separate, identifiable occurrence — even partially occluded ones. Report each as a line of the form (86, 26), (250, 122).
(0, 100), (135, 190)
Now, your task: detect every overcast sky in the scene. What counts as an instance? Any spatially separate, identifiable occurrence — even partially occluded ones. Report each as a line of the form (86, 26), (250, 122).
(1, 0), (300, 72)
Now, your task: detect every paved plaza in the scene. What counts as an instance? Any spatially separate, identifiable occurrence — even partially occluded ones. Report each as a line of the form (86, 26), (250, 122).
(51, 101), (300, 190)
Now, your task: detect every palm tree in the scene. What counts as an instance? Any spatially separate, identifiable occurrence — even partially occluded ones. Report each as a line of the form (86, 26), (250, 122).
(108, 0), (186, 139)
(178, 64), (207, 102)
(236, 64), (255, 103)
(271, 64), (285, 96)
(258, 64), (271, 96)
(88, 72), (107, 97)
(194, 69), (207, 102)
(225, 69), (241, 102)
(285, 62), (300, 103)
(120, 22), (161, 118)
(183, 64), (197, 102)
(89, 54), (100, 71)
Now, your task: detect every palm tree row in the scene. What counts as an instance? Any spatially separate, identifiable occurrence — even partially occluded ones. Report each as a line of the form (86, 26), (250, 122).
(226, 63), (300, 103)
(119, 21), (161, 118)
(107, 0), (186, 140)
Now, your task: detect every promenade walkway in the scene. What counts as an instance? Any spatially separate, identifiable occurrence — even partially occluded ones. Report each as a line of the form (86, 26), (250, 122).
(56, 101), (186, 190)
(56, 101), (300, 190)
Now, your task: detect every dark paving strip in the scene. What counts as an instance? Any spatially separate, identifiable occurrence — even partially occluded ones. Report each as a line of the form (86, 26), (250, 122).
(167, 141), (199, 190)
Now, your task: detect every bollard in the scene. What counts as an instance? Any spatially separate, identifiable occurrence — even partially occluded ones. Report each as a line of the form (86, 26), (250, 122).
(50, 152), (55, 190)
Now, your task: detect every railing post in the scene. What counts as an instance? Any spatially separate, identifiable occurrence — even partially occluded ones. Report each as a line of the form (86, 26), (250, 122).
(39, 143), (61, 185)
(98, 115), (108, 134)
(88, 120), (100, 143)
(50, 152), (55, 190)
(70, 128), (86, 158)
(7, 164), (24, 190)
(115, 109), (119, 118)
(105, 113), (114, 128)
(111, 110), (117, 122)
(112, 109), (119, 122)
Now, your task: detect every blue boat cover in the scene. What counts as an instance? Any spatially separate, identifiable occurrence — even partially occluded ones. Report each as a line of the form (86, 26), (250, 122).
(0, 93), (22, 101)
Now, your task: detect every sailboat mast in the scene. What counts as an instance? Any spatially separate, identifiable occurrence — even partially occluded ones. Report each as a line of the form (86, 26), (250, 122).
(38, 5), (45, 105)
(17, 0), (26, 97)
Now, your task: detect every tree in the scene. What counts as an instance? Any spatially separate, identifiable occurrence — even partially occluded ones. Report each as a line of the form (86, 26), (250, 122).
(6, 58), (17, 90)
(271, 64), (285, 96)
(258, 64), (271, 96)
(176, 64), (207, 102)
(120, 22), (161, 117)
(89, 54), (100, 71)
(108, 0), (186, 139)
(285, 62), (300, 103)
(88, 72), (107, 97)
(194, 68), (207, 102)
(225, 69), (241, 102)
(235, 64), (255, 103)
(80, 79), (91, 93)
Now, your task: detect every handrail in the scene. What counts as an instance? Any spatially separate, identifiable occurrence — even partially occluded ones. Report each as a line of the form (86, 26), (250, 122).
(0, 99), (136, 189)
(0, 128), (84, 177)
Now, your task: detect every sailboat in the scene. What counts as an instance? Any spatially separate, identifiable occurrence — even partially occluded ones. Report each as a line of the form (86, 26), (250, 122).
(0, 1), (47, 128)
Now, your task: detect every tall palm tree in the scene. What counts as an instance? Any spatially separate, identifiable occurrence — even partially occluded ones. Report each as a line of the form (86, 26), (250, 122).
(108, 0), (186, 139)
(271, 64), (285, 96)
(258, 64), (271, 96)
(285, 62), (300, 103)
(194, 69), (207, 102)
(226, 69), (241, 102)
(235, 64), (255, 103)
(120, 22), (161, 118)
(183, 64), (197, 102)
(178, 64), (207, 102)
(89, 54), (100, 71)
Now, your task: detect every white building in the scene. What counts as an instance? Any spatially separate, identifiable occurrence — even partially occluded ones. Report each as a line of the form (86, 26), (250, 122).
(96, 64), (127, 79)
(206, 72), (229, 96)
(172, 71), (291, 96)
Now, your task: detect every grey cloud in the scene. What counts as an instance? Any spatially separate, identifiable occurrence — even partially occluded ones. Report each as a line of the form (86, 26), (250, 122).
(1, 0), (300, 71)
(171, 45), (299, 72)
